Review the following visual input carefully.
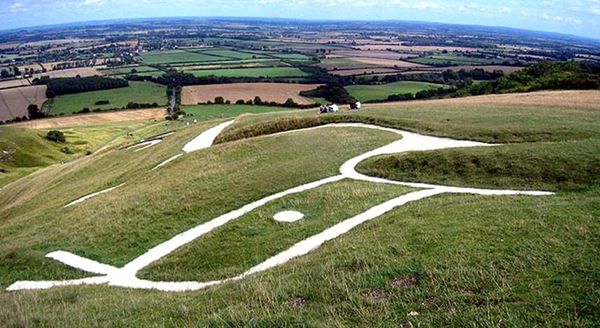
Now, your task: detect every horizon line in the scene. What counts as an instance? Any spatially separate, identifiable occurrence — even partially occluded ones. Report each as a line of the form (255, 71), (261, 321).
(1, 16), (599, 44)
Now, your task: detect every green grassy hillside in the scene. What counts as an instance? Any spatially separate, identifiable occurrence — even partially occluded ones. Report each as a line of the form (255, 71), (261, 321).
(0, 90), (598, 327)
(0, 121), (161, 187)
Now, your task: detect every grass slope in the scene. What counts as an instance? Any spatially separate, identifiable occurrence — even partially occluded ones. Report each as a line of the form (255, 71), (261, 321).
(216, 91), (600, 144)
(0, 90), (598, 327)
(0, 122), (152, 187)
(182, 104), (294, 121)
(357, 139), (600, 192)
(346, 81), (447, 102)
(47, 82), (167, 115)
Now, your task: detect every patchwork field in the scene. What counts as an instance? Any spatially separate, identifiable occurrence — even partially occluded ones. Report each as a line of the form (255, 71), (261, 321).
(408, 55), (498, 66)
(140, 50), (224, 65)
(0, 85), (47, 122)
(346, 81), (447, 102)
(355, 44), (479, 52)
(181, 83), (321, 105)
(184, 66), (309, 78)
(46, 81), (167, 115)
(0, 91), (598, 327)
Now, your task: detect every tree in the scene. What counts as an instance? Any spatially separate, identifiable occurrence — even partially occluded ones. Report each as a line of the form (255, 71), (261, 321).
(214, 96), (225, 104)
(253, 96), (263, 105)
(283, 98), (296, 107)
(46, 130), (66, 143)
(27, 104), (46, 119)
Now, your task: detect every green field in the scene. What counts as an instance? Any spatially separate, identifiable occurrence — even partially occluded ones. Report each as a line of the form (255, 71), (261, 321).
(101, 65), (159, 75)
(185, 66), (309, 78)
(270, 53), (313, 60)
(47, 82), (167, 114)
(346, 81), (447, 102)
(0, 91), (598, 326)
(182, 104), (294, 120)
(140, 50), (224, 65)
(196, 49), (269, 60)
(409, 55), (497, 66)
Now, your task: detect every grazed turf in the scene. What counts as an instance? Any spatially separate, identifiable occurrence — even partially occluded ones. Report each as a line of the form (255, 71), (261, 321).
(0, 90), (598, 327)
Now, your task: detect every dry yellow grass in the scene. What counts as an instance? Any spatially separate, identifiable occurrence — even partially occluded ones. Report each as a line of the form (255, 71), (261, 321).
(181, 83), (321, 105)
(365, 90), (600, 110)
(30, 67), (100, 79)
(10, 108), (165, 129)
(0, 86), (47, 121)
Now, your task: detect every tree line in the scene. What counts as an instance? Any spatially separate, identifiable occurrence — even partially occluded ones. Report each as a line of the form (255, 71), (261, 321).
(33, 76), (129, 97)
(456, 61), (600, 97)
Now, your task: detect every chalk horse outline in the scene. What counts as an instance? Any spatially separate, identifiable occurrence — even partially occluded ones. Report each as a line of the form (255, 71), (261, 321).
(6, 121), (553, 292)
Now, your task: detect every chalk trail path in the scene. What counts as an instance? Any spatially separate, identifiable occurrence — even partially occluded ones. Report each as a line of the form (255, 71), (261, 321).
(7, 122), (553, 292)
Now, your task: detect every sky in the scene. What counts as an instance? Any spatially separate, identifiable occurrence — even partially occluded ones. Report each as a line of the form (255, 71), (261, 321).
(1, 0), (600, 40)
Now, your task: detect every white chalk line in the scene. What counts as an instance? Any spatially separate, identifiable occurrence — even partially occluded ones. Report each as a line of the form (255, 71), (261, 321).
(127, 140), (162, 152)
(63, 183), (125, 208)
(152, 120), (236, 170)
(7, 122), (554, 292)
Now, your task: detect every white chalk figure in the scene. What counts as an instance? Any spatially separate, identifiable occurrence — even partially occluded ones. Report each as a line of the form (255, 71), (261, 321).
(126, 132), (175, 152)
(6, 122), (554, 293)
(152, 120), (235, 170)
(273, 211), (305, 223)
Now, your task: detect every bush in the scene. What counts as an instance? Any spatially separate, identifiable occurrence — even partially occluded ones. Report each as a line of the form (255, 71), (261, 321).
(46, 130), (66, 143)
(236, 99), (245, 105)
(95, 100), (110, 105)
(27, 104), (46, 120)
(214, 96), (225, 104)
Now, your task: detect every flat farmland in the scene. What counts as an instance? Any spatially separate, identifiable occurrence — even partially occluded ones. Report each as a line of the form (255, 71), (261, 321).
(47, 81), (167, 115)
(351, 57), (429, 68)
(420, 65), (524, 74)
(356, 44), (479, 52)
(320, 57), (379, 70)
(346, 81), (447, 102)
(331, 68), (402, 76)
(409, 55), (498, 65)
(185, 66), (309, 78)
(10, 108), (165, 129)
(30, 67), (100, 79)
(141, 50), (223, 65)
(333, 50), (418, 60)
(181, 83), (321, 105)
(0, 79), (31, 90)
(196, 49), (269, 60)
(0, 85), (47, 122)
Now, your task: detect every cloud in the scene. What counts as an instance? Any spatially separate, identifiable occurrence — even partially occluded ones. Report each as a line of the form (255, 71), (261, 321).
(10, 1), (26, 12)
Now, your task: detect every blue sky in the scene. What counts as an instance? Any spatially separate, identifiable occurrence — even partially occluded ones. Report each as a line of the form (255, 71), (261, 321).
(2, 0), (600, 39)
